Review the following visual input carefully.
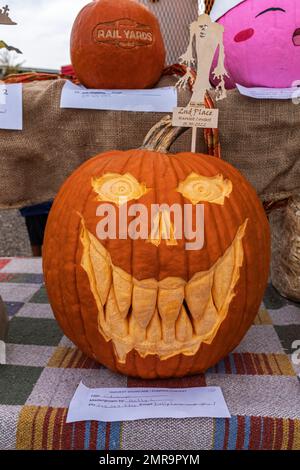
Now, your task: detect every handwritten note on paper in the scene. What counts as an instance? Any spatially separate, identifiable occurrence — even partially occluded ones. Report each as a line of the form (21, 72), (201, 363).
(172, 106), (219, 129)
(0, 83), (22, 130)
(66, 382), (231, 423)
(60, 81), (177, 112)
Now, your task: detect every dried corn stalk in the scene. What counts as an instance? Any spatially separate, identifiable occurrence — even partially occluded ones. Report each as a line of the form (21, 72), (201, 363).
(270, 196), (300, 302)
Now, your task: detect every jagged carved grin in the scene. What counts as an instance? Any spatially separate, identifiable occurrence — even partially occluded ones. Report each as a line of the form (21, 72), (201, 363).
(80, 219), (248, 364)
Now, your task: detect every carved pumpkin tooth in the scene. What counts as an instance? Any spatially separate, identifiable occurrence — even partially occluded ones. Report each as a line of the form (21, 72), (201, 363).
(185, 271), (214, 320)
(105, 287), (128, 338)
(129, 315), (146, 342)
(212, 221), (247, 312)
(147, 309), (162, 342)
(158, 278), (185, 344)
(193, 296), (218, 337)
(112, 266), (132, 319)
(212, 245), (235, 312)
(97, 303), (107, 338)
(132, 279), (158, 329)
(176, 306), (193, 342)
(88, 233), (112, 306)
(112, 342), (131, 365)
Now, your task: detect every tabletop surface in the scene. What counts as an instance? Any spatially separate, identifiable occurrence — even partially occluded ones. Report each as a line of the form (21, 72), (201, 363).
(0, 257), (300, 450)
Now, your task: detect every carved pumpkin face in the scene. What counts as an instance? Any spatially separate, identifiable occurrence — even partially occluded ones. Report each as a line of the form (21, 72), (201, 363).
(43, 138), (270, 378)
(216, 0), (300, 88)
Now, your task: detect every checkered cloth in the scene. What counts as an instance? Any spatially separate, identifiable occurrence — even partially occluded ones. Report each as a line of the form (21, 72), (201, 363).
(0, 257), (299, 450)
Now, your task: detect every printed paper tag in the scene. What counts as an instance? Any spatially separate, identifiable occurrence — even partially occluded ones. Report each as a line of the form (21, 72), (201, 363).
(67, 382), (231, 423)
(0, 83), (22, 130)
(60, 81), (177, 112)
(237, 83), (300, 100)
(0, 340), (6, 365)
(172, 106), (219, 129)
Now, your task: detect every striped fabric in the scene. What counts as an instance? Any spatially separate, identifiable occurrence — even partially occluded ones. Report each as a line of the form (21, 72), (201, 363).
(209, 353), (295, 377)
(15, 406), (300, 451)
(214, 416), (300, 450)
(16, 406), (121, 451)
(1, 257), (300, 450)
(47, 347), (101, 370)
(46, 347), (295, 376)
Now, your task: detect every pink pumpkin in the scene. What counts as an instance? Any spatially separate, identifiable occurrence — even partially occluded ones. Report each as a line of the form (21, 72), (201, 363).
(210, 0), (300, 88)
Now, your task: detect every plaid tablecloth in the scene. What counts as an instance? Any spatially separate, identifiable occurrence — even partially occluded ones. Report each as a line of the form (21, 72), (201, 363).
(0, 257), (300, 450)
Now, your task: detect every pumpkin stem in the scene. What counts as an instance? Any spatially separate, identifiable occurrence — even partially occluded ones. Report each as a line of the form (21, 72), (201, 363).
(141, 115), (189, 153)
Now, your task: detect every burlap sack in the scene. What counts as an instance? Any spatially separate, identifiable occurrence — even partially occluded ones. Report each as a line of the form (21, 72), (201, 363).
(270, 197), (300, 302)
(0, 76), (192, 209)
(216, 92), (300, 204)
(0, 77), (300, 209)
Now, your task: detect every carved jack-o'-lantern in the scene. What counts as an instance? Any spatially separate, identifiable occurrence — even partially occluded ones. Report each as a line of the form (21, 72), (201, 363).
(43, 117), (270, 378)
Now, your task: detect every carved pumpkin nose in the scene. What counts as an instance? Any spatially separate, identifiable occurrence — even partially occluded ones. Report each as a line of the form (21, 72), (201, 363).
(148, 210), (178, 247)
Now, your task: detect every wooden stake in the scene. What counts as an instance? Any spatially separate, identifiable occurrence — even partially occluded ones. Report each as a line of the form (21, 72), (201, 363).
(191, 127), (197, 153)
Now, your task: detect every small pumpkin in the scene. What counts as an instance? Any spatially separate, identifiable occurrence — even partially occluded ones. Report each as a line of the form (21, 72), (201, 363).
(43, 117), (270, 379)
(70, 0), (166, 89)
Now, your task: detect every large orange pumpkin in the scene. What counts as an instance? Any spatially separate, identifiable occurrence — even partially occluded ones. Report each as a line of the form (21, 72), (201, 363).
(70, 0), (166, 89)
(43, 117), (270, 379)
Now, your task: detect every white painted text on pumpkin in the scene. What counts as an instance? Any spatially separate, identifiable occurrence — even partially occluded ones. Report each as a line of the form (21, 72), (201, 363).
(95, 203), (205, 251)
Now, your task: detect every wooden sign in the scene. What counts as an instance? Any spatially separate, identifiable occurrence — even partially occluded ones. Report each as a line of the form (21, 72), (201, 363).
(0, 5), (16, 25)
(172, 1), (228, 152)
(172, 105), (219, 129)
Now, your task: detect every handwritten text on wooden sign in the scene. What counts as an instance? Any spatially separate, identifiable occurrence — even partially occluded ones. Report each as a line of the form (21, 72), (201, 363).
(172, 106), (219, 129)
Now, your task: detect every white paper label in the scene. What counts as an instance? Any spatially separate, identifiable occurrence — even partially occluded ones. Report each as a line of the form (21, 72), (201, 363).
(0, 83), (22, 130)
(237, 83), (300, 100)
(60, 81), (177, 112)
(66, 382), (231, 423)
(172, 106), (219, 129)
(0, 340), (6, 365)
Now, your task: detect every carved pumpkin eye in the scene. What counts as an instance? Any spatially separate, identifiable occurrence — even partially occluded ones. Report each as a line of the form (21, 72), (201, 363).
(177, 173), (233, 205)
(92, 173), (150, 206)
